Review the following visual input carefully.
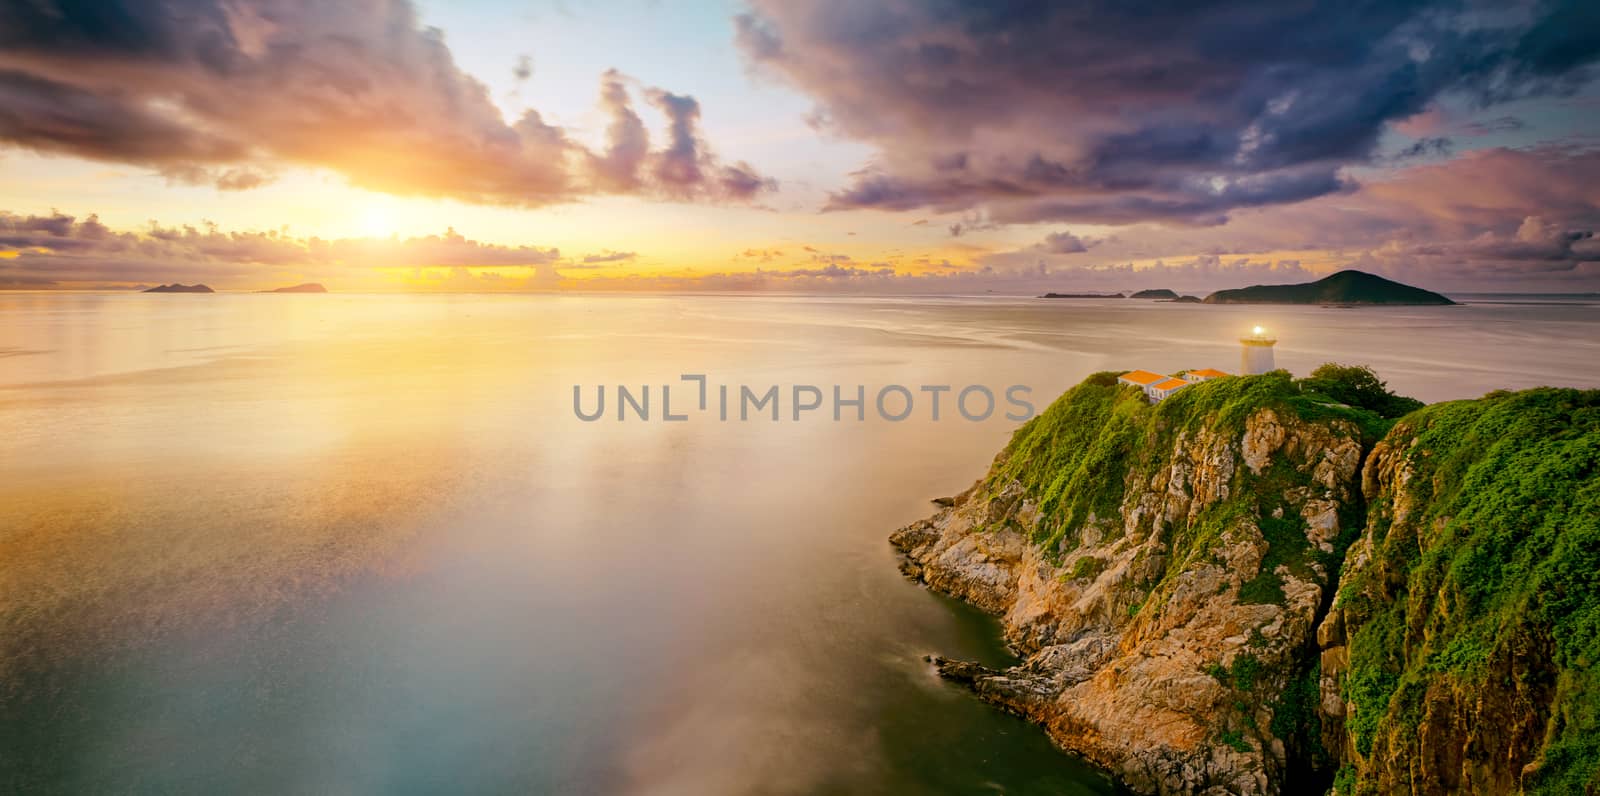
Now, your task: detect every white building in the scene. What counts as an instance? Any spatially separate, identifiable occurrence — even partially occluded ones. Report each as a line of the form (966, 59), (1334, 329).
(1118, 369), (1167, 395)
(1240, 327), (1277, 374)
(1184, 368), (1230, 383)
(1119, 369), (1194, 402)
(1148, 377), (1190, 401)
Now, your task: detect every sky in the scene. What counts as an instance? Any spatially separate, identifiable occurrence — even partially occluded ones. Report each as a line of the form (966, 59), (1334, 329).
(1, 0), (1598, 294)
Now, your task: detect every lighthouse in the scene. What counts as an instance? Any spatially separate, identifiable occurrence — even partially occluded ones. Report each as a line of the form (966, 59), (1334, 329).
(1240, 326), (1277, 374)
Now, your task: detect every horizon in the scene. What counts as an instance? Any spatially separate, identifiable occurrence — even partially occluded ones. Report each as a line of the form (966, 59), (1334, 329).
(30, 269), (1600, 300)
(2, 0), (1598, 295)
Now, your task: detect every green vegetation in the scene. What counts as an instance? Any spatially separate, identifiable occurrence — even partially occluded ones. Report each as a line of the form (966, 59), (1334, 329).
(1336, 388), (1600, 793)
(1272, 663), (1328, 769)
(1217, 728), (1252, 753)
(987, 371), (1149, 556)
(1237, 511), (1310, 605)
(1201, 269), (1455, 306)
(1207, 652), (1264, 692)
(1067, 555), (1106, 581)
(1332, 765), (1357, 795)
(1296, 363), (1424, 420)
(991, 369), (1372, 561)
(987, 368), (1597, 792)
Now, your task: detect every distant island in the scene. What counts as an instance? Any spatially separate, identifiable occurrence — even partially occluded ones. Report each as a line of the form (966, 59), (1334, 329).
(142, 283), (213, 293)
(1129, 288), (1178, 299)
(1165, 295), (1203, 303)
(1203, 269), (1454, 305)
(1040, 291), (1124, 299)
(259, 283), (327, 293)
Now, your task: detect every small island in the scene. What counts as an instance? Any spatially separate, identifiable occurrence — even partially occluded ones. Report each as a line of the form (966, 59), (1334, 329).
(1129, 288), (1178, 299)
(1165, 295), (1203, 303)
(142, 283), (214, 293)
(259, 283), (327, 293)
(1203, 269), (1453, 305)
(1040, 291), (1125, 299)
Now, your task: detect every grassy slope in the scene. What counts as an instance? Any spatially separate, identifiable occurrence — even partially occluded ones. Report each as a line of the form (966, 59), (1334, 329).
(983, 372), (1377, 764)
(987, 370), (1381, 561)
(1337, 388), (1600, 793)
(978, 373), (1599, 791)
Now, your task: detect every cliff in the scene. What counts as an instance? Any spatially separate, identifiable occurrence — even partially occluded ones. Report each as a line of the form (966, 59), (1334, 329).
(1318, 388), (1600, 794)
(894, 374), (1599, 794)
(893, 372), (1373, 794)
(1203, 271), (1453, 305)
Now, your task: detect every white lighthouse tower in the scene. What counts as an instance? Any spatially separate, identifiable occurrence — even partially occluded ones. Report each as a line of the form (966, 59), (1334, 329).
(1240, 326), (1277, 374)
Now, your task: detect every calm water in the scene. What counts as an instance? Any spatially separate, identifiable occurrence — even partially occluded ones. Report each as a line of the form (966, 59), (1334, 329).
(3, 292), (1598, 794)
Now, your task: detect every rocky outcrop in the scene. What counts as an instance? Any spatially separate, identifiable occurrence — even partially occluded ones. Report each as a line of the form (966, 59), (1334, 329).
(897, 378), (1599, 794)
(1314, 389), (1600, 794)
(892, 373), (1368, 795)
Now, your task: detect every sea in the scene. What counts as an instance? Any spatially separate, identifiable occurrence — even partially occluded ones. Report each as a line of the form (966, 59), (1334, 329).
(3, 291), (1598, 793)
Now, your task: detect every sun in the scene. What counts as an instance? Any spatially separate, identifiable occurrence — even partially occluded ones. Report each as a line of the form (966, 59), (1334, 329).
(358, 206), (396, 238)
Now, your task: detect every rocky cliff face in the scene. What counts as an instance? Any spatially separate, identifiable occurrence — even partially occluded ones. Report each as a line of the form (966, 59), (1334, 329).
(893, 372), (1368, 795)
(1316, 389), (1600, 795)
(896, 377), (1600, 795)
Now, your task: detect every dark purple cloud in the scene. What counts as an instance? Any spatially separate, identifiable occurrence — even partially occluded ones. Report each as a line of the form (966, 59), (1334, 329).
(1037, 231), (1092, 254)
(738, 0), (1600, 225)
(981, 145), (1600, 290)
(0, 0), (772, 203)
(1462, 115), (1528, 136)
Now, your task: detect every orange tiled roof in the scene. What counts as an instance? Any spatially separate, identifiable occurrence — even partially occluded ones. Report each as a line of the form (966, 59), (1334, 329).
(1153, 378), (1189, 391)
(1119, 369), (1167, 386)
(1188, 368), (1230, 378)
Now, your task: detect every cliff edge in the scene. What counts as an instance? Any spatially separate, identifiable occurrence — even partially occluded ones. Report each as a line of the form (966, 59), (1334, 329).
(1318, 388), (1600, 794)
(894, 373), (1599, 794)
(893, 372), (1372, 794)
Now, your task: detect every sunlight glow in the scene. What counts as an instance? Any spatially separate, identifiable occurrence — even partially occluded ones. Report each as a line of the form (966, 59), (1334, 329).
(359, 207), (396, 239)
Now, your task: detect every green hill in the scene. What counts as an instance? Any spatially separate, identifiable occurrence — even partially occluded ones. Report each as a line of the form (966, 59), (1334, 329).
(1204, 270), (1453, 305)
(893, 371), (1599, 794)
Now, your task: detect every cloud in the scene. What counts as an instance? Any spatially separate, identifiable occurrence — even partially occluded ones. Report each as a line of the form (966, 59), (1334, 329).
(1462, 115), (1528, 136)
(738, 0), (1600, 225)
(736, 248), (782, 262)
(770, 263), (892, 279)
(981, 145), (1600, 290)
(582, 250), (637, 264)
(1391, 137), (1454, 162)
(588, 69), (651, 192)
(0, 0), (773, 206)
(0, 210), (568, 288)
(1036, 231), (1093, 254)
(947, 210), (999, 238)
(8, 144), (1597, 293)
